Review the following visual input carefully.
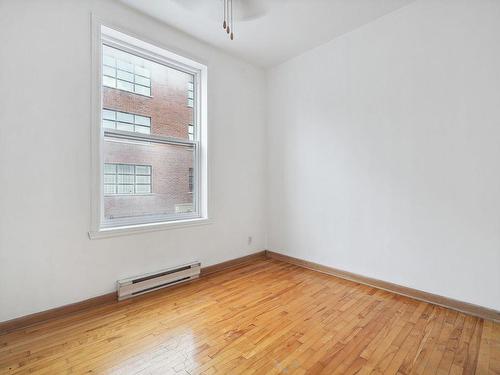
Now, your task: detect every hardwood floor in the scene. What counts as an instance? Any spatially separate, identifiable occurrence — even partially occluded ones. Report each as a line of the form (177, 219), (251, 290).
(0, 259), (498, 374)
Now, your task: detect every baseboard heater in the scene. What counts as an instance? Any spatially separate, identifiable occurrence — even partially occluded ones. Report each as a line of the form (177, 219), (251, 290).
(117, 261), (201, 301)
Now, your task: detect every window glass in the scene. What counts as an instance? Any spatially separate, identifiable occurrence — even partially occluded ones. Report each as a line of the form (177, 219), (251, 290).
(103, 45), (152, 96)
(103, 137), (194, 218)
(100, 38), (201, 228)
(135, 115), (150, 126)
(102, 109), (151, 135)
(134, 85), (151, 96)
(102, 76), (116, 88)
(104, 162), (153, 197)
(116, 112), (134, 123)
(134, 76), (150, 87)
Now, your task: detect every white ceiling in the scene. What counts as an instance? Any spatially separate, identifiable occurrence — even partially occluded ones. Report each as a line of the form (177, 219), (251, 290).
(119, 0), (415, 67)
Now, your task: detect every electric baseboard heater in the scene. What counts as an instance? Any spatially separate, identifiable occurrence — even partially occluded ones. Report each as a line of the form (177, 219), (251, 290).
(117, 261), (201, 300)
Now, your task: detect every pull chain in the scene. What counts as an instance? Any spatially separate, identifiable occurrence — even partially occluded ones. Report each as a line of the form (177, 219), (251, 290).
(227, 0), (231, 35)
(223, 0), (227, 30)
(222, 0), (234, 40)
(230, 0), (234, 40)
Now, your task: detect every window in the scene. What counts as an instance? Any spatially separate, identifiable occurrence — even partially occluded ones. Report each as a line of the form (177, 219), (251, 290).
(188, 168), (194, 193)
(175, 203), (193, 213)
(104, 164), (152, 195)
(91, 25), (207, 236)
(187, 76), (194, 108)
(103, 109), (151, 134)
(188, 123), (194, 141)
(103, 47), (152, 96)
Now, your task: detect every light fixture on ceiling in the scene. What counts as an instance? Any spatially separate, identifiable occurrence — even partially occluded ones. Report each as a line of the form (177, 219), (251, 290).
(223, 0), (234, 40)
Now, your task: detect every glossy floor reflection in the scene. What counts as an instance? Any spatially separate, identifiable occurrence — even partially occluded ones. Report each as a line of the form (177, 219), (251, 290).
(0, 258), (498, 374)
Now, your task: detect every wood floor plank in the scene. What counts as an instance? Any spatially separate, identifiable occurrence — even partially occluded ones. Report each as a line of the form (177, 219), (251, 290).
(0, 258), (497, 374)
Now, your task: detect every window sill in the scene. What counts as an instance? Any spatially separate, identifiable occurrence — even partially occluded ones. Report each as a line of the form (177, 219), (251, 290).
(88, 217), (211, 239)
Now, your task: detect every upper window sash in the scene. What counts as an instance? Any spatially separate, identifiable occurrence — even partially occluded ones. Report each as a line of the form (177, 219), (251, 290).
(101, 34), (202, 83)
(101, 37), (200, 145)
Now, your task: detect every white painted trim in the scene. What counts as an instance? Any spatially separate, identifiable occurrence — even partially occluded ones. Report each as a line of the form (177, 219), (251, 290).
(90, 15), (210, 238)
(90, 14), (103, 237)
(88, 218), (212, 240)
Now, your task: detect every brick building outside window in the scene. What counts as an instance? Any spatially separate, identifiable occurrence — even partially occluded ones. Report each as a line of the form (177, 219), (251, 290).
(102, 44), (195, 221)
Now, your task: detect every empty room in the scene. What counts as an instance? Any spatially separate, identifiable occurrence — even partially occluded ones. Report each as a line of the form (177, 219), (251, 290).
(0, 0), (499, 373)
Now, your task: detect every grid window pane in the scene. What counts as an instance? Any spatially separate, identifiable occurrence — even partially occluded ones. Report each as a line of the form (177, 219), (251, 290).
(116, 112), (134, 123)
(117, 60), (134, 72)
(134, 75), (150, 87)
(135, 185), (151, 194)
(117, 164), (134, 174)
(135, 115), (150, 126)
(187, 76), (194, 107)
(117, 80), (134, 92)
(135, 66), (150, 77)
(117, 70), (134, 82)
(102, 109), (151, 135)
(135, 125), (150, 134)
(103, 109), (116, 120)
(103, 76), (116, 88)
(135, 175), (151, 184)
(104, 163), (116, 174)
(188, 124), (194, 141)
(103, 66), (116, 77)
(117, 174), (134, 184)
(135, 165), (151, 175)
(103, 120), (116, 129)
(104, 175), (116, 184)
(134, 85), (150, 96)
(104, 162), (153, 196)
(104, 185), (116, 194)
(189, 167), (194, 193)
(116, 122), (134, 132)
(118, 185), (134, 194)
(103, 55), (116, 67)
(103, 47), (151, 97)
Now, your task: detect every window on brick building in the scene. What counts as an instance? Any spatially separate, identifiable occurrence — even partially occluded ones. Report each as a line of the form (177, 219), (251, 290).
(102, 49), (152, 96)
(104, 163), (152, 195)
(188, 168), (194, 193)
(187, 76), (194, 108)
(102, 109), (151, 134)
(188, 123), (194, 141)
(90, 25), (208, 237)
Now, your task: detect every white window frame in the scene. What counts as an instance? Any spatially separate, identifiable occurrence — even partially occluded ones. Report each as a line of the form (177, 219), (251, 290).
(90, 21), (209, 239)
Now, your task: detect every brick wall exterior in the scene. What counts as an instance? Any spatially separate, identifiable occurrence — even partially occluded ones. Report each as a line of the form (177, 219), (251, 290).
(103, 50), (194, 220)
(103, 64), (193, 139)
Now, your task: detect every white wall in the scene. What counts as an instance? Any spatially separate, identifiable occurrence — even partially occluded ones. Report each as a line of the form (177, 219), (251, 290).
(0, 0), (267, 321)
(267, 0), (500, 310)
(2, 0), (499, 323)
